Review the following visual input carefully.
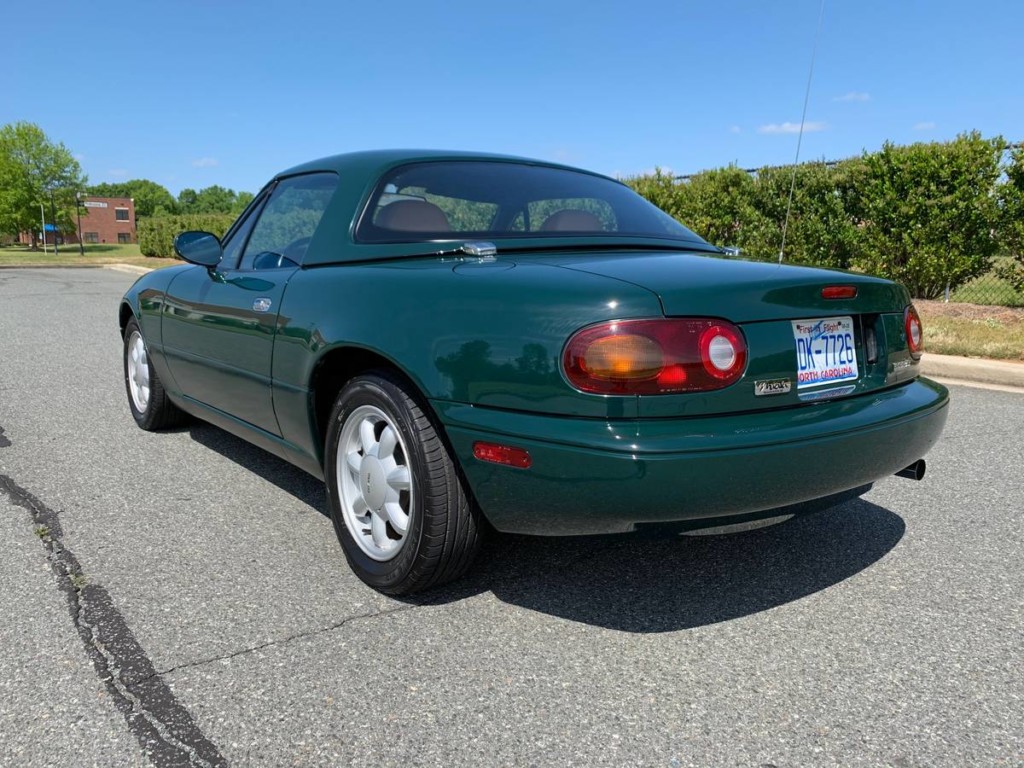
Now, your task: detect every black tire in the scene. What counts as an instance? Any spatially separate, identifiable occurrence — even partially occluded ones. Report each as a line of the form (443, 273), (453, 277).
(123, 317), (187, 431)
(324, 370), (482, 595)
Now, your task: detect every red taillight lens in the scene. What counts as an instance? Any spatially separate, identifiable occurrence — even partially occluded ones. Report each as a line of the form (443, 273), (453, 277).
(473, 442), (532, 469)
(562, 318), (747, 394)
(904, 305), (923, 358)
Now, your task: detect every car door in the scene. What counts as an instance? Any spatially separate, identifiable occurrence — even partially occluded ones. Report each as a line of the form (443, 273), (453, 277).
(161, 172), (339, 435)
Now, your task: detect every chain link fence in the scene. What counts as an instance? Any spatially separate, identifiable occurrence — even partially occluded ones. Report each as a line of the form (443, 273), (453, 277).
(946, 258), (1024, 307)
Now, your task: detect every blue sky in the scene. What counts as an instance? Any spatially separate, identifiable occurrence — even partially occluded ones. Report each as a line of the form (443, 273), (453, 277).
(4, 1), (1021, 195)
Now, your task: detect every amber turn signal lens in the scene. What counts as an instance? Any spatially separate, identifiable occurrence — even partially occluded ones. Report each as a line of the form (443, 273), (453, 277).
(580, 333), (663, 380)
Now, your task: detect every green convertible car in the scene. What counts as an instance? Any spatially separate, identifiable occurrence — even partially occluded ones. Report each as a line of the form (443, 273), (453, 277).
(120, 150), (949, 594)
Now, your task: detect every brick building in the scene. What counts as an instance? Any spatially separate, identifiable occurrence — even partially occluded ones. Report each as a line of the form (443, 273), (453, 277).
(76, 196), (137, 244)
(20, 196), (137, 246)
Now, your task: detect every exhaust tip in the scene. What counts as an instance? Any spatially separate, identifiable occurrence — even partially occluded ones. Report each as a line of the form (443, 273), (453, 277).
(895, 459), (926, 481)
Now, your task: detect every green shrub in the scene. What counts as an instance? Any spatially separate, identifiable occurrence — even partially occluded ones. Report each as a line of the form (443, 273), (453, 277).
(745, 160), (865, 269)
(850, 132), (1003, 298)
(138, 214), (235, 258)
(626, 133), (1011, 299)
(996, 146), (1024, 291)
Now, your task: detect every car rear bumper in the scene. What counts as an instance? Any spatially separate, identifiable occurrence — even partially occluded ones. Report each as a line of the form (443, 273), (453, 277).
(434, 378), (949, 535)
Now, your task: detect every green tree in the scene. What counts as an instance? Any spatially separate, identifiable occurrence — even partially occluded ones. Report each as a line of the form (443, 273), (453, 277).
(996, 145), (1024, 290)
(89, 179), (178, 217)
(851, 132), (1004, 298)
(231, 191), (255, 215)
(179, 185), (247, 215)
(177, 188), (199, 212)
(0, 122), (86, 246)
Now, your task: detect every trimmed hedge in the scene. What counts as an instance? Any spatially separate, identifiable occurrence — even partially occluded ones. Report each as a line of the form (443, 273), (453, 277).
(138, 214), (235, 258)
(626, 132), (1013, 299)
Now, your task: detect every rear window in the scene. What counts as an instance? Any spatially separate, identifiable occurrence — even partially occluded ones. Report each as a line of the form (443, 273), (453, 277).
(356, 161), (704, 244)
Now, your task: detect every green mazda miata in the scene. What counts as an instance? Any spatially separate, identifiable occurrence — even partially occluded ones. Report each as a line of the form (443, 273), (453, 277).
(119, 150), (949, 594)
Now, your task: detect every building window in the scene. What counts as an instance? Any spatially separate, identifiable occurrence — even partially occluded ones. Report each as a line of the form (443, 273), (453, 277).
(117, 232), (132, 244)
(84, 232), (99, 243)
(115, 208), (130, 221)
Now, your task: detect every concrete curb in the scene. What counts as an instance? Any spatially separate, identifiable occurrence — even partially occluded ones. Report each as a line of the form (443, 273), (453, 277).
(104, 263), (153, 275)
(0, 263), (153, 274)
(0, 263), (104, 269)
(920, 353), (1024, 391)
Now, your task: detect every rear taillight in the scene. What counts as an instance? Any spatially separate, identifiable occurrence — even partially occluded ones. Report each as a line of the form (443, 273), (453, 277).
(562, 318), (747, 394)
(904, 305), (923, 358)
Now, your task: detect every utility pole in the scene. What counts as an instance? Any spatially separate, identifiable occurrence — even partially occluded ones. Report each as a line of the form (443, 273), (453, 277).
(76, 191), (85, 256)
(40, 203), (47, 255)
(49, 190), (59, 255)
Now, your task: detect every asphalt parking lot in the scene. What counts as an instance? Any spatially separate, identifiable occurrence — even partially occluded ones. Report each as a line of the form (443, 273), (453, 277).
(1, 267), (1021, 767)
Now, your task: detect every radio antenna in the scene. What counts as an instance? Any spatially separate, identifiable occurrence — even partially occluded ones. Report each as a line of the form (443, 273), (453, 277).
(779, 0), (826, 264)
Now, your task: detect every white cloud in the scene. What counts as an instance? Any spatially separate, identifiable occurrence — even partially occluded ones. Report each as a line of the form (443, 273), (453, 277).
(913, 121), (936, 131)
(107, 169), (128, 179)
(757, 121), (827, 135)
(729, 125), (742, 134)
(191, 157), (219, 168)
(833, 91), (870, 102)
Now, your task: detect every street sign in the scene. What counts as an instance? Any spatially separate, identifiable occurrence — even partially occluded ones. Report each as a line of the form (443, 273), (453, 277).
(44, 224), (58, 232)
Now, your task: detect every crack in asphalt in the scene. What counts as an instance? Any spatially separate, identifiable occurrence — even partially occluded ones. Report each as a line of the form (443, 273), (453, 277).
(149, 601), (428, 681)
(0, 474), (227, 768)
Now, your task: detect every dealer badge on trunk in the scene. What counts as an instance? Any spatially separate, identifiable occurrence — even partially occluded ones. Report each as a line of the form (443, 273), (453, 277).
(754, 378), (792, 396)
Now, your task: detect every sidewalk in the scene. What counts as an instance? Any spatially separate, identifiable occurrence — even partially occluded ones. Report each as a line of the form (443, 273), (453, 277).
(920, 353), (1024, 391)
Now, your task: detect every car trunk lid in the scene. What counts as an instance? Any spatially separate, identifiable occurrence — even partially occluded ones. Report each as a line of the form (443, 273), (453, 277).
(536, 249), (920, 415)
(537, 250), (907, 320)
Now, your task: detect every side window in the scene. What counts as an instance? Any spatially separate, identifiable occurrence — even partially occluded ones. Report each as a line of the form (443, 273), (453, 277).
(240, 173), (338, 270)
(219, 194), (267, 270)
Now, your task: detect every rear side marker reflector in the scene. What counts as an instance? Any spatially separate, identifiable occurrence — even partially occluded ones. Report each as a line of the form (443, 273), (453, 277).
(822, 286), (858, 300)
(473, 441), (532, 469)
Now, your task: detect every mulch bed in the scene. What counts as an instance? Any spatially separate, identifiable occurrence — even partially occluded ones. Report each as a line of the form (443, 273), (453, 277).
(916, 299), (1024, 326)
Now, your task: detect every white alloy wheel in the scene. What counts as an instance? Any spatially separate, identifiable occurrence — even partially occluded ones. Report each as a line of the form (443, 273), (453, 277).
(127, 331), (151, 413)
(335, 404), (415, 561)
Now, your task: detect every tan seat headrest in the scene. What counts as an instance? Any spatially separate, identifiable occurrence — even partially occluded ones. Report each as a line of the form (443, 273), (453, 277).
(376, 200), (451, 232)
(539, 209), (604, 232)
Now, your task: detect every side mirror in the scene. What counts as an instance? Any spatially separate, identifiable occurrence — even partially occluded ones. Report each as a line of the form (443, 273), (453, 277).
(174, 231), (223, 267)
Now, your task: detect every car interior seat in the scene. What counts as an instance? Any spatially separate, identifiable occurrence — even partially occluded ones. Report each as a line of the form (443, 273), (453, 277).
(539, 209), (604, 232)
(375, 200), (451, 232)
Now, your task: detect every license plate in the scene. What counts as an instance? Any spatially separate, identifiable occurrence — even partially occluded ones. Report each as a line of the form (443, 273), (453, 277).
(791, 316), (858, 389)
